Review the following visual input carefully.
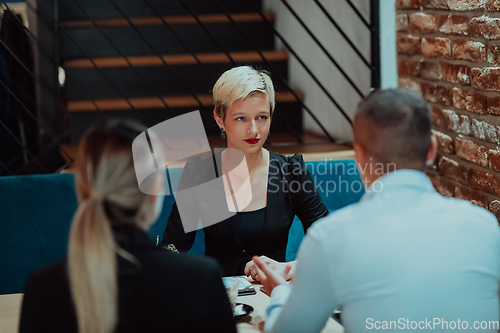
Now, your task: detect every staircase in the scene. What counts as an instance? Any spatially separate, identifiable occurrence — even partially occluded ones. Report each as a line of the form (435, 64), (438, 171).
(0, 0), (379, 175)
(57, 0), (305, 149)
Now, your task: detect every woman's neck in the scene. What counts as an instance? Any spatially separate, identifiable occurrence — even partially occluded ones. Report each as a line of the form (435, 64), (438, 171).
(244, 149), (265, 173)
(223, 147), (265, 174)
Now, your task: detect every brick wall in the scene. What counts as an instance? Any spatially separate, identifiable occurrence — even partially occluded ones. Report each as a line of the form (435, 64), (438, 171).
(396, 0), (500, 221)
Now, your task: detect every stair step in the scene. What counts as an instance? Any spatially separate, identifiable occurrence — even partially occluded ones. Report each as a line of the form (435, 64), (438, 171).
(59, 0), (263, 20)
(61, 13), (275, 29)
(66, 91), (304, 112)
(61, 146), (354, 167)
(60, 14), (275, 59)
(63, 50), (288, 69)
(62, 51), (289, 100)
(60, 134), (353, 170)
(66, 98), (303, 143)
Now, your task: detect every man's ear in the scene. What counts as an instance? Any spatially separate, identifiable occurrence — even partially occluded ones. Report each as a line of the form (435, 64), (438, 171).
(354, 143), (367, 167)
(426, 134), (438, 167)
(214, 109), (224, 129)
(354, 142), (370, 181)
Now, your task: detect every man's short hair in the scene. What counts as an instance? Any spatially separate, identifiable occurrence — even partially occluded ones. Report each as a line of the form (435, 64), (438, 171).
(354, 88), (432, 170)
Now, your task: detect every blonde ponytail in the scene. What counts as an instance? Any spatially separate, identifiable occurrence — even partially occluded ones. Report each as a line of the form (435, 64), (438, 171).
(68, 197), (118, 333)
(67, 120), (153, 333)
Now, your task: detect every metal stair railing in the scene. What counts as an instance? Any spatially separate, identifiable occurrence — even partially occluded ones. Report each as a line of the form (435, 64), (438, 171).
(0, 0), (380, 175)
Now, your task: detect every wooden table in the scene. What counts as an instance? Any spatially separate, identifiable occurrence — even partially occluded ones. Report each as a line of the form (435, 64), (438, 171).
(0, 282), (344, 333)
(0, 293), (22, 333)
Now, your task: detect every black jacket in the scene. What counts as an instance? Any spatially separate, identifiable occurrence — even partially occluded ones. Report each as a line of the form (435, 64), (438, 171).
(161, 151), (329, 276)
(19, 225), (236, 333)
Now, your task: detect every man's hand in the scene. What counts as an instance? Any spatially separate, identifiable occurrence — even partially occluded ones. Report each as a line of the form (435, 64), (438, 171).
(252, 256), (291, 295)
(244, 256), (295, 282)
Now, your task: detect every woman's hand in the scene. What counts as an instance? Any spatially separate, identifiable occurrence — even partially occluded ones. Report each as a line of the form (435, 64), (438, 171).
(251, 256), (291, 295)
(244, 256), (295, 282)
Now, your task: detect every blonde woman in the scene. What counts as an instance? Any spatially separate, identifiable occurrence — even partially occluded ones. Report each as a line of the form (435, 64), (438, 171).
(19, 120), (236, 333)
(161, 66), (329, 277)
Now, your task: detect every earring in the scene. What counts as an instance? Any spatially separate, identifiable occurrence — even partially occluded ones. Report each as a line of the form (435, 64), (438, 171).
(268, 129), (270, 136)
(220, 128), (226, 139)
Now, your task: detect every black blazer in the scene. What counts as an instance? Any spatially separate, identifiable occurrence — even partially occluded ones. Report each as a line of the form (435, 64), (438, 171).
(161, 151), (329, 276)
(19, 225), (236, 333)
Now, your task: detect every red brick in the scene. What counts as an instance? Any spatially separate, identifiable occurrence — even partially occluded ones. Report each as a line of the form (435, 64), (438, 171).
(456, 136), (489, 166)
(420, 61), (440, 80)
(452, 87), (487, 114)
(488, 148), (500, 171)
(471, 169), (500, 196)
(440, 109), (456, 131)
(439, 62), (470, 85)
(397, 35), (421, 55)
(421, 37), (451, 57)
(455, 185), (489, 208)
(488, 96), (500, 115)
(442, 109), (471, 134)
(470, 16), (500, 40)
(420, 82), (452, 105)
(487, 43), (500, 65)
(409, 13), (437, 33)
(433, 129), (455, 153)
(470, 118), (499, 143)
(427, 171), (455, 197)
(452, 39), (486, 61)
(438, 15), (469, 35)
(397, 0), (421, 9)
(488, 200), (500, 223)
(399, 78), (422, 95)
(471, 67), (500, 92)
(439, 156), (469, 184)
(450, 0), (485, 10)
(486, 0), (500, 11)
(398, 58), (421, 77)
(432, 107), (444, 127)
(396, 14), (409, 32)
(422, 0), (450, 9)
(458, 114), (472, 135)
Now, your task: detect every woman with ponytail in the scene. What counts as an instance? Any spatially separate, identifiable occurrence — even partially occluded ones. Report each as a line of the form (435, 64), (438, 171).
(18, 120), (236, 333)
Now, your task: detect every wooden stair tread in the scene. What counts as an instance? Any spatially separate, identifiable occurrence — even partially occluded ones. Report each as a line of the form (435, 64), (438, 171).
(61, 12), (275, 29)
(270, 144), (352, 156)
(60, 140), (354, 172)
(266, 132), (332, 145)
(63, 50), (288, 69)
(66, 91), (304, 112)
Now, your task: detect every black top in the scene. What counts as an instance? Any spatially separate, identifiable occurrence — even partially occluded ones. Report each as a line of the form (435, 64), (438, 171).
(161, 151), (329, 276)
(231, 207), (266, 247)
(19, 225), (236, 333)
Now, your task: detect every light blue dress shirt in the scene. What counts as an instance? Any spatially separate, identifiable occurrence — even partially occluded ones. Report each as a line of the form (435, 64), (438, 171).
(265, 170), (500, 333)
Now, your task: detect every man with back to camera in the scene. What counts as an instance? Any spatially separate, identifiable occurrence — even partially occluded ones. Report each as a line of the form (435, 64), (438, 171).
(253, 89), (500, 333)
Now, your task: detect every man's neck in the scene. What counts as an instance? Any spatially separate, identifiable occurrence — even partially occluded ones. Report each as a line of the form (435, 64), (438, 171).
(363, 173), (384, 190)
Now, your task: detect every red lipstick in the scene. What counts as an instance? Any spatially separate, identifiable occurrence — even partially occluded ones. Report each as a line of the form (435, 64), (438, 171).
(244, 138), (260, 145)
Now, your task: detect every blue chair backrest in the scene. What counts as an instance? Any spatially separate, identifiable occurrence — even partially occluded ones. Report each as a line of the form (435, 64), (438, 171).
(0, 159), (363, 294)
(286, 159), (365, 260)
(0, 174), (78, 295)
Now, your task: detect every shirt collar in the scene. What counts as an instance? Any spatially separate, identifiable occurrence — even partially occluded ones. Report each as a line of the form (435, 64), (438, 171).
(361, 169), (435, 202)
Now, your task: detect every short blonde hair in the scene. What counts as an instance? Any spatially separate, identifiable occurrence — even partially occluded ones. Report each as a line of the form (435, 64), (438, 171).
(213, 65), (275, 119)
